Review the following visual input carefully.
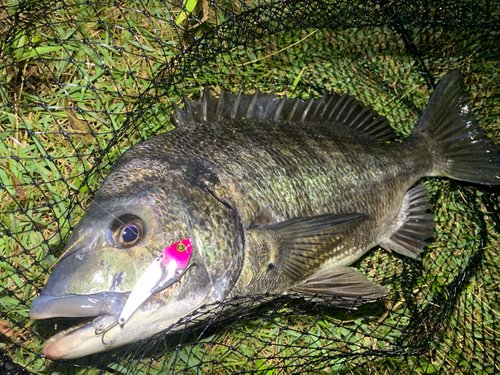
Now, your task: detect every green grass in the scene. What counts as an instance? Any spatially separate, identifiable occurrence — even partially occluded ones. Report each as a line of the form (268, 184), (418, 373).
(1, 0), (499, 374)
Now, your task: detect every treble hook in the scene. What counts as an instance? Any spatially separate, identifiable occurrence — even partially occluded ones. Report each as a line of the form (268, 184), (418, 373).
(92, 317), (119, 346)
(94, 262), (199, 346)
(101, 321), (119, 346)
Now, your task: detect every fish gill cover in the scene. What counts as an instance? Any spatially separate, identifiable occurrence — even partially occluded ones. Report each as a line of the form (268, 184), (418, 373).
(0, 0), (499, 373)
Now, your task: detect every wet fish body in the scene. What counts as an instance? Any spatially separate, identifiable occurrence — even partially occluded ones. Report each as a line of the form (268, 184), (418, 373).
(30, 71), (500, 358)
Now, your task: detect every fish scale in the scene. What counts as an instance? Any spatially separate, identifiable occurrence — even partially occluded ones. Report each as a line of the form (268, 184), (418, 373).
(123, 117), (427, 288)
(30, 71), (500, 359)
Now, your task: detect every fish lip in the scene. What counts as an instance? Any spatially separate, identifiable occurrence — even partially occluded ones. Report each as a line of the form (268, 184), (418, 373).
(42, 318), (94, 358)
(41, 315), (116, 359)
(30, 291), (129, 320)
(31, 292), (129, 359)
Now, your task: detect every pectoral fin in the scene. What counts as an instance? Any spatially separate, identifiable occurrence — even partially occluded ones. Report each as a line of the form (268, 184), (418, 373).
(256, 213), (366, 280)
(287, 266), (389, 307)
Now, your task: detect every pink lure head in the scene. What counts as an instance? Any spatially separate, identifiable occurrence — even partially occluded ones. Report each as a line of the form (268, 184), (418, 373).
(158, 238), (192, 269)
(118, 238), (194, 326)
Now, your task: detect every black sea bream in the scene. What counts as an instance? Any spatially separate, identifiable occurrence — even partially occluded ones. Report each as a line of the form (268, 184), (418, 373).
(30, 71), (500, 358)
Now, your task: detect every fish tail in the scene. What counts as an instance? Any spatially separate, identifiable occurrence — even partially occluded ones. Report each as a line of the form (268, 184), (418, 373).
(411, 70), (500, 185)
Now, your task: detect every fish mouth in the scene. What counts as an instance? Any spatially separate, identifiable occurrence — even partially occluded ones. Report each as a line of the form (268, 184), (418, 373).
(30, 292), (129, 359)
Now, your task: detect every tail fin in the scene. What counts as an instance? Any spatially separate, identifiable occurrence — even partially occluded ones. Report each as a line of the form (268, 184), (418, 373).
(412, 70), (500, 185)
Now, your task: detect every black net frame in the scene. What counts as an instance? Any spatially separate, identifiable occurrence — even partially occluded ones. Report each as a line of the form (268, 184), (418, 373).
(0, 0), (499, 373)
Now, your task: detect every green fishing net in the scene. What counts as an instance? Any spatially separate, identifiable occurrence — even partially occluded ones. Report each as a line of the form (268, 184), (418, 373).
(0, 0), (499, 373)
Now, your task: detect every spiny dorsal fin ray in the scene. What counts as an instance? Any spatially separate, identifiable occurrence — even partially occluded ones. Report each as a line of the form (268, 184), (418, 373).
(231, 87), (244, 119)
(260, 91), (274, 119)
(216, 87), (225, 119)
(380, 185), (435, 260)
(174, 87), (395, 142)
(202, 84), (217, 122)
(246, 89), (259, 119)
(286, 266), (389, 307)
(273, 94), (286, 121)
(300, 98), (315, 122)
(310, 94), (327, 120)
(173, 103), (188, 127)
(182, 93), (194, 123)
(254, 213), (366, 280)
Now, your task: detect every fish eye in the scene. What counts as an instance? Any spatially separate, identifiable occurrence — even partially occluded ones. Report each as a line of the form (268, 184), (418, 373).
(122, 225), (139, 244)
(109, 215), (145, 248)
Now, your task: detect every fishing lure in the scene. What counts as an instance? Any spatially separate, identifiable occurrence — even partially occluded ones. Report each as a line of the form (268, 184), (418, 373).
(118, 238), (193, 326)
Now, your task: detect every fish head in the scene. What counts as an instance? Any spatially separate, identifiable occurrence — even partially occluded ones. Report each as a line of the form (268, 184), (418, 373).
(30, 155), (244, 359)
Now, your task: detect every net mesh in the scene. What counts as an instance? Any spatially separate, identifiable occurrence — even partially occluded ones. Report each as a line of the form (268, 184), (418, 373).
(0, 0), (499, 373)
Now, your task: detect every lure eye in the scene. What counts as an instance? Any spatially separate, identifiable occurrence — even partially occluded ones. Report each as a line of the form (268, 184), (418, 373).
(176, 243), (186, 252)
(110, 215), (145, 248)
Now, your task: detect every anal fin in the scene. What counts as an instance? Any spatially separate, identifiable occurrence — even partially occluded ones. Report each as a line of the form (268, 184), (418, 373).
(287, 266), (389, 307)
(380, 185), (435, 259)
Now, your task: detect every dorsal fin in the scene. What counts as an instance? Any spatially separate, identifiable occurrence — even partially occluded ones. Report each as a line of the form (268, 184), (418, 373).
(174, 86), (395, 141)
